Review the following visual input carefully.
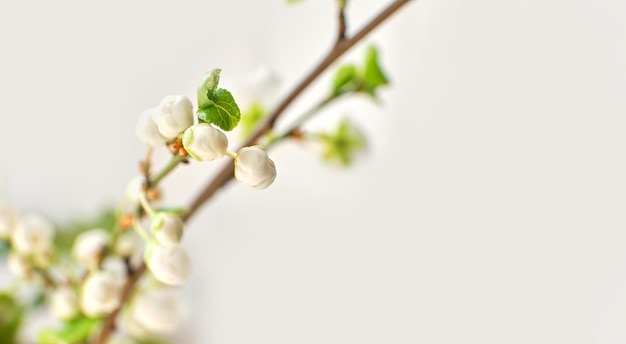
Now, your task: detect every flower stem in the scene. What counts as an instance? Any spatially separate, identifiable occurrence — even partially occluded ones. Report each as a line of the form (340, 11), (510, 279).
(150, 154), (185, 186)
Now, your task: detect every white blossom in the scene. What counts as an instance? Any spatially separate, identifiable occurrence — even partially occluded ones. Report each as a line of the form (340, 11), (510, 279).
(7, 252), (31, 278)
(150, 212), (183, 247)
(11, 212), (54, 255)
(0, 203), (18, 239)
(136, 108), (167, 146)
(234, 146), (277, 189)
(114, 231), (141, 258)
(153, 95), (194, 140)
(131, 289), (184, 335)
(72, 229), (111, 269)
(182, 123), (228, 161)
(81, 271), (124, 317)
(50, 286), (79, 320)
(145, 244), (190, 286)
(101, 256), (128, 284)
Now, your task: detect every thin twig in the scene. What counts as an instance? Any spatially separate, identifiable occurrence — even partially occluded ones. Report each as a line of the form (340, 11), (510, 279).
(336, 0), (348, 43)
(93, 1), (414, 342)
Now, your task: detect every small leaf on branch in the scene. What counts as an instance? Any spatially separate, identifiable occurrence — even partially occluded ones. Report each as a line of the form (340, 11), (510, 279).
(317, 119), (367, 167)
(0, 293), (24, 344)
(361, 45), (389, 98)
(37, 317), (100, 344)
(197, 88), (241, 131)
(332, 64), (358, 96)
(197, 69), (222, 108)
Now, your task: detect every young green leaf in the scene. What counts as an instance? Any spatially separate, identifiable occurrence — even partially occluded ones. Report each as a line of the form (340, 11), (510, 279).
(317, 119), (367, 167)
(362, 45), (389, 98)
(197, 88), (241, 131)
(0, 293), (24, 344)
(37, 317), (100, 344)
(197, 69), (222, 108)
(331, 64), (358, 96)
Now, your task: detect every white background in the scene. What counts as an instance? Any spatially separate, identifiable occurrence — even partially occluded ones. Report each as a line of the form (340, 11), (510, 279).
(1, 0), (626, 343)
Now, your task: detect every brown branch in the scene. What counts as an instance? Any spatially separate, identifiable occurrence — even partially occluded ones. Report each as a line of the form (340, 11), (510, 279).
(185, 0), (415, 221)
(336, 0), (348, 43)
(92, 1), (414, 342)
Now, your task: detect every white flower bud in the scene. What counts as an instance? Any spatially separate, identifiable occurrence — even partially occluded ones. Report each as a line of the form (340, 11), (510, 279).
(50, 286), (79, 320)
(114, 231), (141, 258)
(182, 123), (228, 161)
(150, 212), (183, 247)
(101, 256), (128, 284)
(7, 252), (31, 278)
(123, 310), (151, 339)
(81, 271), (124, 317)
(136, 108), (167, 146)
(131, 289), (183, 335)
(72, 229), (110, 269)
(0, 203), (18, 239)
(153, 95), (194, 140)
(125, 176), (145, 205)
(145, 244), (190, 286)
(11, 212), (54, 255)
(234, 146), (277, 189)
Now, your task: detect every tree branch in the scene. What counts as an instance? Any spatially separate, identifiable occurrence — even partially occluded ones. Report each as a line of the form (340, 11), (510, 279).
(185, 0), (414, 221)
(93, 1), (414, 342)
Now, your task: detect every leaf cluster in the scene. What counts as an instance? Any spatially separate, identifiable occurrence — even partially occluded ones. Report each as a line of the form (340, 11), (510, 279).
(196, 69), (242, 132)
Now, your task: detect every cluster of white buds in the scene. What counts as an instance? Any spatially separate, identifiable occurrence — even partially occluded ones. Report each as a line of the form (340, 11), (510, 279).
(3, 207), (55, 278)
(135, 95), (195, 146)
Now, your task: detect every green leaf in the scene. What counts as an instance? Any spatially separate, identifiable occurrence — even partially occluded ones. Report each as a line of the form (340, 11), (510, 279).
(361, 45), (389, 98)
(331, 64), (358, 96)
(0, 293), (24, 344)
(286, 0), (304, 4)
(37, 317), (100, 344)
(197, 88), (241, 131)
(239, 101), (266, 138)
(0, 239), (10, 257)
(318, 119), (367, 167)
(197, 69), (222, 108)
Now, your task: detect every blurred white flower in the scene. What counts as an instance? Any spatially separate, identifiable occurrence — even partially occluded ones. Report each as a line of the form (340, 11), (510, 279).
(7, 252), (31, 278)
(81, 271), (124, 317)
(72, 229), (111, 269)
(50, 286), (79, 320)
(11, 212), (54, 255)
(150, 212), (183, 247)
(114, 231), (141, 258)
(101, 256), (128, 284)
(145, 244), (190, 286)
(153, 95), (194, 140)
(234, 145), (277, 189)
(136, 108), (167, 146)
(182, 123), (228, 161)
(131, 289), (184, 335)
